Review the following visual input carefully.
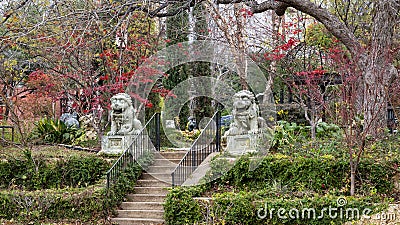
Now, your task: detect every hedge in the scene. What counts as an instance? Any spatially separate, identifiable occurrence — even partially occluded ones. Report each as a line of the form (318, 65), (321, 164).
(0, 161), (142, 223)
(164, 154), (398, 225)
(0, 155), (110, 190)
(0, 151), (154, 223)
(209, 154), (398, 195)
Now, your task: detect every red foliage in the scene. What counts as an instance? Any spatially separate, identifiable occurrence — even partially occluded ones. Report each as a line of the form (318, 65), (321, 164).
(35, 14), (165, 117)
(27, 70), (61, 98)
(263, 38), (300, 61)
(239, 8), (254, 18)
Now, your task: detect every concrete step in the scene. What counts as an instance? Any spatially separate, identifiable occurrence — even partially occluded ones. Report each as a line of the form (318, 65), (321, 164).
(126, 194), (166, 202)
(155, 151), (187, 160)
(146, 166), (175, 174)
(116, 209), (164, 219)
(152, 158), (181, 166)
(182, 152), (219, 186)
(141, 173), (172, 184)
(110, 217), (164, 225)
(110, 150), (185, 224)
(120, 202), (164, 210)
(136, 179), (170, 187)
(134, 187), (169, 195)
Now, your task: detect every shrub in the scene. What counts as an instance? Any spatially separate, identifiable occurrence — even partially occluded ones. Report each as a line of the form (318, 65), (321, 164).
(0, 153), (109, 190)
(207, 155), (397, 196)
(272, 121), (342, 149)
(211, 192), (379, 225)
(28, 118), (86, 145)
(164, 186), (205, 225)
(212, 191), (256, 224)
(0, 161), (143, 223)
(164, 187), (382, 225)
(56, 156), (110, 188)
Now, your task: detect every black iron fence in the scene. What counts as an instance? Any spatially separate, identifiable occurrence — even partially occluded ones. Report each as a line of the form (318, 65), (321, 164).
(387, 104), (398, 133)
(147, 113), (161, 152)
(171, 111), (221, 186)
(106, 113), (160, 188)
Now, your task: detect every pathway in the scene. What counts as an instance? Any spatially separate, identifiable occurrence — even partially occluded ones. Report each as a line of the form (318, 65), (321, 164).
(111, 150), (187, 225)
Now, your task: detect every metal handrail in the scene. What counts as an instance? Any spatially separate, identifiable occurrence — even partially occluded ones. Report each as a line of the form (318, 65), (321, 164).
(174, 112), (218, 166)
(106, 113), (160, 188)
(171, 111), (221, 186)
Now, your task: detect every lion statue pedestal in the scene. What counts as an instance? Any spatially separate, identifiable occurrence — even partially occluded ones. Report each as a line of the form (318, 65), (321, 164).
(99, 93), (143, 155)
(224, 90), (265, 156)
(101, 135), (136, 155)
(226, 134), (260, 155)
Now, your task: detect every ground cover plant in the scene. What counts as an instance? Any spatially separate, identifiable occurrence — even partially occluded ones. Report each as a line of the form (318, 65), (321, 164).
(164, 123), (400, 225)
(0, 146), (153, 224)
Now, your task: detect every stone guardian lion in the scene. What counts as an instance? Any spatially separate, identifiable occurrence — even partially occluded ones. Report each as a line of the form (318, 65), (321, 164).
(107, 93), (142, 135)
(226, 90), (263, 136)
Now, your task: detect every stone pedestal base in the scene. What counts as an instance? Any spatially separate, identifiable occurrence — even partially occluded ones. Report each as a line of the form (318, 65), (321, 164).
(99, 135), (135, 155)
(225, 134), (259, 156)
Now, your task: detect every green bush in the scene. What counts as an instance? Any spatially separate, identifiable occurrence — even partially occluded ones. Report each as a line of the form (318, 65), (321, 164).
(163, 130), (399, 225)
(0, 161), (143, 223)
(272, 121), (342, 149)
(164, 187), (382, 225)
(164, 186), (206, 225)
(211, 192), (379, 225)
(212, 191), (256, 224)
(0, 153), (109, 190)
(29, 118), (86, 145)
(357, 159), (397, 195)
(103, 162), (143, 216)
(56, 156), (110, 188)
(207, 155), (397, 196)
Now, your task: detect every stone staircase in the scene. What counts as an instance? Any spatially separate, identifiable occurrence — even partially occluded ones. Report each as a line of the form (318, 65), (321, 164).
(111, 150), (187, 225)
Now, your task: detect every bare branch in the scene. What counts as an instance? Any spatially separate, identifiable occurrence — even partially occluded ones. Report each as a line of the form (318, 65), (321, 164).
(1, 0), (32, 25)
(203, 0), (361, 57)
(249, 0), (289, 16)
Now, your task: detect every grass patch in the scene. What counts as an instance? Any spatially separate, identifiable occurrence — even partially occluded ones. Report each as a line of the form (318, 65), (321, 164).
(0, 145), (98, 161)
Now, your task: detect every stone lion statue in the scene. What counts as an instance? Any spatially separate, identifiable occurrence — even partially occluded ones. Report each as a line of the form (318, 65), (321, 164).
(60, 112), (79, 128)
(225, 90), (264, 136)
(107, 93), (142, 135)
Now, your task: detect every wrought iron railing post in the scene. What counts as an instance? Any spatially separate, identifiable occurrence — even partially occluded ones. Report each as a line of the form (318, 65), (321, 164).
(171, 172), (175, 187)
(129, 144), (133, 162)
(105, 113), (158, 189)
(11, 126), (14, 143)
(156, 112), (161, 151)
(170, 111), (222, 187)
(107, 173), (110, 189)
(192, 148), (196, 172)
(216, 110), (221, 152)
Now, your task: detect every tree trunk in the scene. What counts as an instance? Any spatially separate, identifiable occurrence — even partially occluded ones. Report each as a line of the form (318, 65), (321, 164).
(263, 11), (282, 106)
(233, 3), (248, 90)
(310, 121), (316, 140)
(362, 69), (389, 137)
(350, 163), (356, 196)
(360, 0), (398, 138)
(276, 0), (399, 137)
